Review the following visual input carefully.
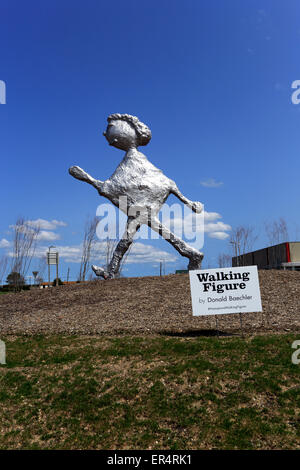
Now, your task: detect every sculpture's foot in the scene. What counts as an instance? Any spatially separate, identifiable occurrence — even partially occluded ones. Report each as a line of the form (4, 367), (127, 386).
(92, 265), (110, 280)
(188, 252), (204, 271)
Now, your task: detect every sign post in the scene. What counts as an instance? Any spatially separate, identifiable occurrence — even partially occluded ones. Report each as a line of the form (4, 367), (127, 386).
(47, 247), (59, 287)
(189, 266), (262, 333)
(215, 315), (219, 337)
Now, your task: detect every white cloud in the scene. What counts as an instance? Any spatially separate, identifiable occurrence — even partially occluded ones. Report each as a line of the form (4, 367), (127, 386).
(26, 219), (67, 230)
(92, 241), (177, 264)
(163, 211), (231, 241)
(37, 231), (61, 241)
(208, 232), (230, 240)
(200, 178), (223, 188)
(205, 221), (231, 233)
(0, 238), (10, 248)
(8, 219), (66, 244)
(128, 242), (177, 264)
(204, 211), (222, 222)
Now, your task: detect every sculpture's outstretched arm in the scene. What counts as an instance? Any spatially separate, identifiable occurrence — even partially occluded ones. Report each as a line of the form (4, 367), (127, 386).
(170, 183), (203, 214)
(69, 166), (103, 193)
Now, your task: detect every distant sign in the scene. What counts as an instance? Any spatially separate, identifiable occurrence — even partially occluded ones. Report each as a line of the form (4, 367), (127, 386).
(189, 266), (262, 316)
(47, 252), (59, 265)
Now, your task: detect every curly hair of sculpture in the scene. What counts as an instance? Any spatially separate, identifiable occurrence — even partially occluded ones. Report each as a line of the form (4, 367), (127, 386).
(69, 113), (204, 279)
(107, 113), (152, 147)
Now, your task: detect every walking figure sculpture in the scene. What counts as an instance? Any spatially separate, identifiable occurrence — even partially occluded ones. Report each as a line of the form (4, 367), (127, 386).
(69, 114), (204, 279)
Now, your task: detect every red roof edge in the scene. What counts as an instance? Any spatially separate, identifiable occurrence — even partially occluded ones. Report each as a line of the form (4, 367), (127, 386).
(286, 242), (291, 263)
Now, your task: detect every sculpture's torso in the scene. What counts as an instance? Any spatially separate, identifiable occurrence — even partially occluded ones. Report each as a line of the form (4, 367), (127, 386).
(101, 149), (173, 215)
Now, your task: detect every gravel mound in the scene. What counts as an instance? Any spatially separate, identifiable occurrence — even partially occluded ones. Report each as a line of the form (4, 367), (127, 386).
(0, 271), (299, 336)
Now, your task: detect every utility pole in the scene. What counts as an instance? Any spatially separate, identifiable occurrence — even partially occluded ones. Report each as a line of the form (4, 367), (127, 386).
(67, 267), (70, 283)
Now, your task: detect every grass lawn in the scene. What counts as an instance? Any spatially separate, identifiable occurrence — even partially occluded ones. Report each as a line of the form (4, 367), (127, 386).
(0, 333), (299, 450)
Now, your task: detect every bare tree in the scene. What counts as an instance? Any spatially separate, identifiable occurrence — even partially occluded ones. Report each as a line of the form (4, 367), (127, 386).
(10, 217), (40, 290)
(36, 254), (47, 283)
(29, 255), (48, 286)
(229, 225), (258, 255)
(229, 225), (258, 266)
(265, 217), (289, 245)
(78, 216), (98, 281)
(217, 253), (232, 268)
(103, 237), (116, 272)
(294, 222), (300, 241)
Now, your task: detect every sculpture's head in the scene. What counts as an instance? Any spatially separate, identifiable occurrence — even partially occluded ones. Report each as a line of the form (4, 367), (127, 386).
(103, 113), (152, 151)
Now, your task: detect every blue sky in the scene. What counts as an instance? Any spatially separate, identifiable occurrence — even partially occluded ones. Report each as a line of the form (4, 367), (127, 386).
(1, 0), (299, 281)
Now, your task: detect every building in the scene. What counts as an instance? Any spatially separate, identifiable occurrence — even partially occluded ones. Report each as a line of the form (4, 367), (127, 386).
(39, 281), (80, 289)
(232, 242), (300, 270)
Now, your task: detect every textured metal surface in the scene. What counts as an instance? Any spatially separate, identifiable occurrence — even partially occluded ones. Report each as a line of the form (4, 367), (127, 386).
(69, 113), (204, 279)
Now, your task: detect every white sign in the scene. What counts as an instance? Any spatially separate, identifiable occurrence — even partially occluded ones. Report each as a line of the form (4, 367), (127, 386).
(47, 252), (58, 265)
(189, 266), (262, 316)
